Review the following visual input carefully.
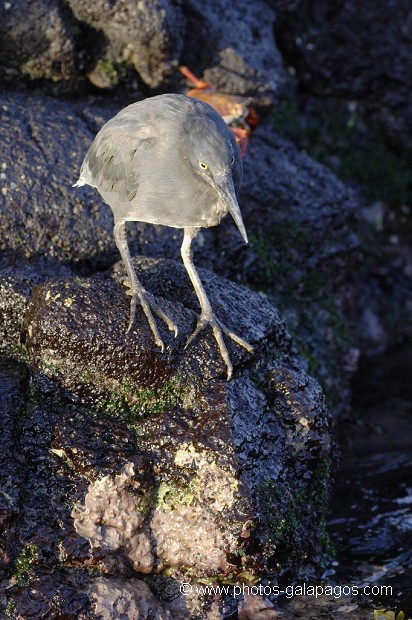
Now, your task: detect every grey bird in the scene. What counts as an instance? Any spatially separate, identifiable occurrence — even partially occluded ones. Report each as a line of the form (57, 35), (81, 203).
(74, 93), (253, 379)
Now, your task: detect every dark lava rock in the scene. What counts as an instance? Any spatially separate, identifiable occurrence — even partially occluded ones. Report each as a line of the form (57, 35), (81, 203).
(0, 257), (332, 617)
(0, 359), (29, 578)
(275, 0), (412, 150)
(66, 0), (185, 90)
(182, 0), (290, 104)
(239, 121), (360, 285)
(3, 570), (93, 619)
(0, 91), (118, 269)
(0, 260), (76, 362)
(229, 121), (360, 414)
(0, 0), (291, 100)
(0, 0), (77, 86)
(0, 271), (37, 358)
(26, 257), (285, 394)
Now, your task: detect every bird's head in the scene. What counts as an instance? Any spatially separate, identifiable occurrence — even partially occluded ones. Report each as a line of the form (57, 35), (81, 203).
(184, 109), (248, 243)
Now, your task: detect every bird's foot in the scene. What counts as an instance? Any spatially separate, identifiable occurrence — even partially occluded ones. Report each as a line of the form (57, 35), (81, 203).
(122, 278), (178, 350)
(185, 313), (253, 381)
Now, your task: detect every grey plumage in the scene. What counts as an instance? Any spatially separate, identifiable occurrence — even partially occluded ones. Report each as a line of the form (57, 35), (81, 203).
(75, 93), (252, 379)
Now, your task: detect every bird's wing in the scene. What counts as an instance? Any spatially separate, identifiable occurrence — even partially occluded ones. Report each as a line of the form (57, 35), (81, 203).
(77, 117), (155, 202)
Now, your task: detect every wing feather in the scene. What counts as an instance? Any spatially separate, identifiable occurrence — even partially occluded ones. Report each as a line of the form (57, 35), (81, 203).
(77, 119), (154, 202)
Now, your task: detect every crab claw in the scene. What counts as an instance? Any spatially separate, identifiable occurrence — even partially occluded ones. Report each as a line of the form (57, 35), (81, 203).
(179, 66), (213, 90)
(231, 127), (250, 158)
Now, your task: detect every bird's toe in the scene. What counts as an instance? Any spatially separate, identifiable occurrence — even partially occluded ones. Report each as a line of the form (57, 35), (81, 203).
(144, 291), (179, 338)
(216, 318), (254, 353)
(184, 317), (208, 350)
(184, 314), (253, 380)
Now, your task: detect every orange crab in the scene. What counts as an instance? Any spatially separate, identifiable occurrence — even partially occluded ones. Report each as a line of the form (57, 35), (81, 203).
(179, 66), (259, 158)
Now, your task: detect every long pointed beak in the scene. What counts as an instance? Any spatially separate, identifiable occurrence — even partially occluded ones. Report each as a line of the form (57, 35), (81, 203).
(217, 175), (248, 244)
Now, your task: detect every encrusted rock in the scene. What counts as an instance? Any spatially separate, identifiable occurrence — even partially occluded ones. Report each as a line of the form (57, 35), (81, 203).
(239, 594), (292, 619)
(182, 0), (290, 103)
(1, 255), (333, 617)
(89, 578), (172, 620)
(21, 257), (332, 583)
(275, 0), (412, 150)
(73, 463), (154, 574)
(0, 0), (76, 85)
(0, 359), (29, 576)
(0, 92), (117, 268)
(67, 0), (184, 90)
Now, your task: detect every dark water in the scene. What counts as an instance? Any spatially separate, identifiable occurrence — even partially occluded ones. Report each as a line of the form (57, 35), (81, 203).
(329, 342), (412, 616)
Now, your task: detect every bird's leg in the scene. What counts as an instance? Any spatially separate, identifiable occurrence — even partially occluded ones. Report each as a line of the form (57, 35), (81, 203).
(113, 220), (178, 350)
(181, 228), (253, 380)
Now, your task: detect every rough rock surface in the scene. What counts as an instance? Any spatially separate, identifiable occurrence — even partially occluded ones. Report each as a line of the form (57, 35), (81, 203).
(67, 0), (185, 90)
(240, 121), (359, 285)
(0, 271), (38, 357)
(0, 92), (118, 269)
(89, 578), (172, 619)
(236, 122), (360, 412)
(275, 0), (412, 150)
(182, 0), (289, 102)
(0, 259), (332, 618)
(26, 256), (286, 389)
(0, 0), (76, 85)
(0, 360), (28, 577)
(0, 260), (74, 357)
(0, 0), (290, 99)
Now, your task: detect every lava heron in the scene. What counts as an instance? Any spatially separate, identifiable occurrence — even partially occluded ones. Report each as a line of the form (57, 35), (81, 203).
(74, 94), (253, 379)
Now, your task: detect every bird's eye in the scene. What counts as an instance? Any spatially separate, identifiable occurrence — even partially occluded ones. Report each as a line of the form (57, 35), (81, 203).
(231, 156), (235, 165)
(199, 162), (208, 170)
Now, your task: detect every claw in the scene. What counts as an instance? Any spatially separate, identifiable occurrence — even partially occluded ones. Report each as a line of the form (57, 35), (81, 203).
(184, 316), (207, 350)
(127, 293), (178, 349)
(127, 292), (165, 351)
(145, 291), (179, 338)
(121, 277), (178, 341)
(185, 313), (253, 380)
(216, 318), (254, 353)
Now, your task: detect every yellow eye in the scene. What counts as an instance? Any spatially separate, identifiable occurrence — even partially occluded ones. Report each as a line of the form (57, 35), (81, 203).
(199, 162), (208, 170)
